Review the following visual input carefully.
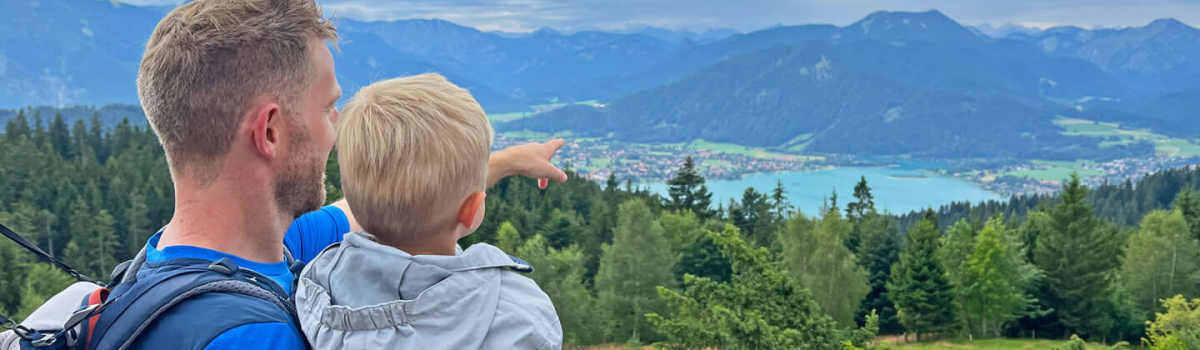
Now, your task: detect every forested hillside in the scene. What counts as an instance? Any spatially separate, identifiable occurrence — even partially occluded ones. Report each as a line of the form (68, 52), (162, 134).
(500, 41), (1155, 159)
(3, 115), (1199, 348)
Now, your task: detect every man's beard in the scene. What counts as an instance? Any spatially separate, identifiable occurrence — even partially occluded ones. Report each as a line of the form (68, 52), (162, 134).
(273, 129), (328, 219)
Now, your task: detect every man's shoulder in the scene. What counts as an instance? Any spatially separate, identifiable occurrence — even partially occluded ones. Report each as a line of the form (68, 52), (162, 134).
(129, 291), (302, 350)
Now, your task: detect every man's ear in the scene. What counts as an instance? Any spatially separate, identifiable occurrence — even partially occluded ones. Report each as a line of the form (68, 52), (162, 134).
(250, 103), (282, 160)
(458, 192), (487, 229)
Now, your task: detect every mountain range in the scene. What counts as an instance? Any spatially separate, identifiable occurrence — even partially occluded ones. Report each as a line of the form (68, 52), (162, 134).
(2, 2), (1198, 160)
(501, 11), (1200, 159)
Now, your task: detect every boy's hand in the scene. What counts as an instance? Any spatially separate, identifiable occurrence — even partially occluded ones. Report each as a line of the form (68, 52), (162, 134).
(489, 139), (569, 189)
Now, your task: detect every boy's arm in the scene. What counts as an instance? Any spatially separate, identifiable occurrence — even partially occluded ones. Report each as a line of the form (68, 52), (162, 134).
(330, 139), (568, 233)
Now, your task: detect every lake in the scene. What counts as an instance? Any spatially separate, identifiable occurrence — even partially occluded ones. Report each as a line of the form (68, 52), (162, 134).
(648, 162), (1002, 216)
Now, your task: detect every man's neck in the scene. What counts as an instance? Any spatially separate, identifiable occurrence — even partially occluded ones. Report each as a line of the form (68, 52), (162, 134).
(158, 180), (291, 263)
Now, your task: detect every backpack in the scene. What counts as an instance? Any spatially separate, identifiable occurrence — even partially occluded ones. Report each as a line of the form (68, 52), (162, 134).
(0, 222), (305, 350)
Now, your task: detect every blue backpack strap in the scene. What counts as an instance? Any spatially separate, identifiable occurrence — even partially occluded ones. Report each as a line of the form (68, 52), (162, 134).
(84, 257), (300, 350)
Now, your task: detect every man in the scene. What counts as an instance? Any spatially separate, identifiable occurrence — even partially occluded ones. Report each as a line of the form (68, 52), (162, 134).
(109, 0), (567, 348)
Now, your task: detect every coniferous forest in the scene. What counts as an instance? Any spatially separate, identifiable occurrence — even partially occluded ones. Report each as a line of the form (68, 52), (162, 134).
(2, 108), (1200, 349)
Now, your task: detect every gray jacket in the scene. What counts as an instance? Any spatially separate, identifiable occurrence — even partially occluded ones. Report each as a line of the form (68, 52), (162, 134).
(296, 232), (562, 350)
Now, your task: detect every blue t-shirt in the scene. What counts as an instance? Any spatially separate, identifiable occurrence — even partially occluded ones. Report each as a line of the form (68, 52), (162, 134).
(143, 205), (351, 350)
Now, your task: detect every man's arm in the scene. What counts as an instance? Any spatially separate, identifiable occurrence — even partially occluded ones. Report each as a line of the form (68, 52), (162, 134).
(330, 139), (569, 233)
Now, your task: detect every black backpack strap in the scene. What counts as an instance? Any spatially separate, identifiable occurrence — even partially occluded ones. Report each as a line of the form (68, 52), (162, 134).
(0, 222), (98, 285)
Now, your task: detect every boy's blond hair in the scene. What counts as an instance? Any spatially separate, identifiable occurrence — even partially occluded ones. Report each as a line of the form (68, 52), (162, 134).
(337, 73), (493, 243)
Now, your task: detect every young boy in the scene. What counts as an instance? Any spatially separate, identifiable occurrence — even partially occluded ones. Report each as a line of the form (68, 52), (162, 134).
(296, 73), (562, 350)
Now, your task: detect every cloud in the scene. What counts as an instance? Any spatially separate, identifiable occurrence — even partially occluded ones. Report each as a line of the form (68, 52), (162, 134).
(121, 0), (1200, 32)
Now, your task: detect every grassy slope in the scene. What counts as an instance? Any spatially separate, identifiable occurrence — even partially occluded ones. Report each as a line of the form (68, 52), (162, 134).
(1054, 117), (1200, 157)
(892, 339), (1108, 350)
(581, 339), (1109, 350)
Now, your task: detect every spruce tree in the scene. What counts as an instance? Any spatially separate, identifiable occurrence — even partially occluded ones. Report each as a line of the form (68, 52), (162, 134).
(88, 112), (107, 162)
(595, 199), (676, 343)
(856, 213), (902, 333)
(1033, 173), (1121, 339)
(125, 189), (151, 258)
(1174, 189), (1200, 242)
(48, 113), (70, 159)
(771, 180), (792, 222)
(5, 110), (30, 143)
(846, 176), (875, 222)
(0, 240), (25, 314)
(31, 112), (47, 148)
(665, 155), (715, 220)
(889, 214), (957, 340)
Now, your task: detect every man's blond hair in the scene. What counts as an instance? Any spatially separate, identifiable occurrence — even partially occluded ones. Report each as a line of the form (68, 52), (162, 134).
(338, 74), (494, 243)
(138, 0), (337, 184)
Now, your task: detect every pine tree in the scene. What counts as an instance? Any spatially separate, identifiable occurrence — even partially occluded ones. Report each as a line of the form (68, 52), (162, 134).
(605, 173), (620, 193)
(856, 213), (903, 333)
(31, 112), (47, 148)
(1120, 209), (1200, 318)
(845, 177), (875, 253)
(48, 113), (70, 159)
(0, 240), (26, 314)
(846, 176), (875, 222)
(71, 118), (89, 162)
(4, 109), (30, 143)
(771, 180), (792, 222)
(88, 209), (120, 281)
(111, 118), (134, 158)
(665, 155), (715, 220)
(1033, 174), (1121, 339)
(735, 188), (775, 248)
(595, 199), (676, 343)
(1174, 189), (1200, 242)
(889, 214), (957, 340)
(125, 189), (151, 259)
(88, 112), (107, 162)
(65, 197), (94, 273)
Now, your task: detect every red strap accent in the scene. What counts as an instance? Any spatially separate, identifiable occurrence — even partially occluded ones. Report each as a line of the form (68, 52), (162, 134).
(84, 288), (110, 350)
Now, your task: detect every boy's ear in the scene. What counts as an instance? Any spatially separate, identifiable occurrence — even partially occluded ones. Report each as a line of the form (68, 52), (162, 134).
(458, 192), (487, 229)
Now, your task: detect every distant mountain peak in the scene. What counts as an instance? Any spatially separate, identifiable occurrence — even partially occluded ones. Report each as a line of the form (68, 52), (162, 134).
(1146, 18), (1194, 31)
(532, 27), (563, 36)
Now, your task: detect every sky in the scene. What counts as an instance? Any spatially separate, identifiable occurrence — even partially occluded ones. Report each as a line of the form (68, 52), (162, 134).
(116, 0), (1200, 33)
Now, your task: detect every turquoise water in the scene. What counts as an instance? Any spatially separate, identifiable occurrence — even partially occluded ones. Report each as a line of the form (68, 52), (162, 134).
(648, 162), (1002, 216)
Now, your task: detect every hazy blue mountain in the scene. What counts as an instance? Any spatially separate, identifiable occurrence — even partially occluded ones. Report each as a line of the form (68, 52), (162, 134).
(500, 42), (1153, 160)
(838, 10), (989, 45)
(0, 104), (146, 132)
(337, 19), (679, 100)
(621, 26), (740, 44)
(973, 23), (1042, 38)
(1014, 19), (1200, 94)
(559, 10), (1128, 102)
(0, 0), (166, 108)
